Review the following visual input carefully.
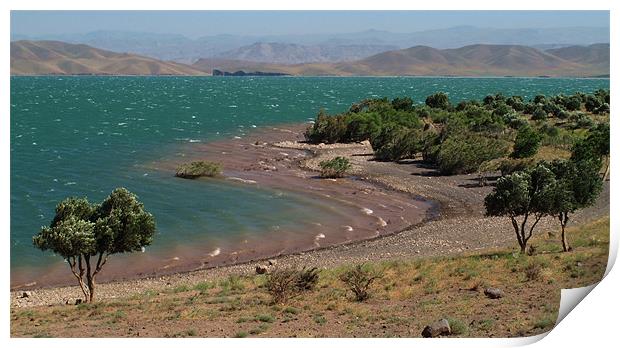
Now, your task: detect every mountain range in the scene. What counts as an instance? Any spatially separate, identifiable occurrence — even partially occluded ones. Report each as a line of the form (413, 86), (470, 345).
(11, 40), (609, 77)
(12, 26), (609, 64)
(214, 42), (399, 64)
(196, 43), (610, 77)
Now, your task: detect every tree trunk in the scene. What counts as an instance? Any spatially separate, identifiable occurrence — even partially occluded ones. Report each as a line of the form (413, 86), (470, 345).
(560, 213), (570, 252)
(603, 156), (610, 181)
(87, 276), (96, 303)
(85, 255), (95, 303)
(68, 256), (89, 302)
(510, 217), (527, 253)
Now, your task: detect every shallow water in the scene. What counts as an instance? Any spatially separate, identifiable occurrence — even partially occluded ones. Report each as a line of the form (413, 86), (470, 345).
(10, 76), (609, 286)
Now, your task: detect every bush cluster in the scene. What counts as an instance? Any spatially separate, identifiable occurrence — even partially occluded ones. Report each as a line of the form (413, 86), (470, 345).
(304, 89), (609, 176)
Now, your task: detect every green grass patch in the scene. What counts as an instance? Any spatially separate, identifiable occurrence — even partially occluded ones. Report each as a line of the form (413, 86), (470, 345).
(255, 314), (275, 323)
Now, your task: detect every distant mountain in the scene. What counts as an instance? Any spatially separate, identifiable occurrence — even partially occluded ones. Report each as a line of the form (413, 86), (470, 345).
(10, 40), (207, 75)
(546, 43), (610, 68)
(196, 44), (609, 77)
(12, 26), (609, 63)
(384, 26), (610, 49)
(214, 42), (399, 64)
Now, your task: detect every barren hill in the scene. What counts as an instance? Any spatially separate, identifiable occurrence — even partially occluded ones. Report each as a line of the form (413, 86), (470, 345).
(11, 41), (207, 76)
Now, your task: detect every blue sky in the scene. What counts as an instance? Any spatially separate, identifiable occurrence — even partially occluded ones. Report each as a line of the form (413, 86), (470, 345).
(11, 11), (610, 38)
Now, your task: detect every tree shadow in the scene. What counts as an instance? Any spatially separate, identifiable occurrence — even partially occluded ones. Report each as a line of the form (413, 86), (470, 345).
(458, 175), (501, 188)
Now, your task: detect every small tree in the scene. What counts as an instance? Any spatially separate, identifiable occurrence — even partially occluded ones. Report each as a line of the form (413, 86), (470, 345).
(485, 164), (556, 253)
(511, 126), (542, 159)
(548, 160), (603, 251)
(33, 188), (156, 302)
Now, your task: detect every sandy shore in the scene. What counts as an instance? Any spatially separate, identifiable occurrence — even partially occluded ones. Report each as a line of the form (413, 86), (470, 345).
(10, 124), (609, 308)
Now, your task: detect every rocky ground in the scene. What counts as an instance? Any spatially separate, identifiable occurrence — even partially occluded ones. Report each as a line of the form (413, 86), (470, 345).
(11, 125), (610, 308)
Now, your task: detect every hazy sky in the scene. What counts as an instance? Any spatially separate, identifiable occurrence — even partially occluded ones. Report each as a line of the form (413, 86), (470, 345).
(11, 11), (610, 38)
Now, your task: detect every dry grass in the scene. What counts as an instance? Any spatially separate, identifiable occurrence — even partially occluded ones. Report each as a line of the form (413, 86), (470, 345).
(11, 217), (609, 338)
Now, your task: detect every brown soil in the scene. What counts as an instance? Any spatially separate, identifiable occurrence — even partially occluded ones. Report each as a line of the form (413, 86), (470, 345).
(10, 217), (610, 338)
(10, 124), (609, 309)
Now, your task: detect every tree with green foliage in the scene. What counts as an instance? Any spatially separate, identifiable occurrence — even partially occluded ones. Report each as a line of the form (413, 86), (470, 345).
(586, 123), (610, 180)
(33, 188), (156, 302)
(548, 160), (603, 252)
(425, 92), (451, 110)
(571, 125), (608, 179)
(485, 164), (556, 253)
(511, 126), (542, 159)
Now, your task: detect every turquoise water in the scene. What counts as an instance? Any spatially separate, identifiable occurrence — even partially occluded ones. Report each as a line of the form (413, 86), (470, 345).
(10, 76), (609, 281)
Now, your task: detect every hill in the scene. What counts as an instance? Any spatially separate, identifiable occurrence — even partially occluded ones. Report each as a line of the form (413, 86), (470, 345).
(546, 43), (610, 68)
(11, 40), (207, 76)
(197, 44), (609, 77)
(11, 41), (609, 77)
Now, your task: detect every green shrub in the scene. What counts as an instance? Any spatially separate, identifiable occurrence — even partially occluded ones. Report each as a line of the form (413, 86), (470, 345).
(532, 107), (548, 120)
(504, 114), (529, 130)
(512, 126), (542, 158)
(436, 135), (510, 175)
(570, 112), (594, 129)
(425, 92), (451, 110)
(295, 267), (320, 291)
(391, 97), (414, 111)
(304, 110), (349, 144)
(447, 317), (469, 336)
(319, 156), (352, 178)
(564, 96), (582, 111)
(372, 126), (424, 161)
(344, 112), (382, 142)
(175, 161), (222, 179)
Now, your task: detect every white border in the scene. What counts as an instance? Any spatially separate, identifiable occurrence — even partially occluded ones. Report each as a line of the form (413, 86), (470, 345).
(2, 1), (616, 347)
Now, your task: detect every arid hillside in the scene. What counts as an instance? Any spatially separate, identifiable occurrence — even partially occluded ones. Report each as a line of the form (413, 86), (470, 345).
(11, 41), (208, 76)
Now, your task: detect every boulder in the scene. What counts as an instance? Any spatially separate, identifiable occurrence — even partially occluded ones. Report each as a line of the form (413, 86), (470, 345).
(267, 259), (277, 266)
(21, 291), (32, 298)
(484, 287), (504, 299)
(422, 318), (451, 338)
(255, 265), (269, 274)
